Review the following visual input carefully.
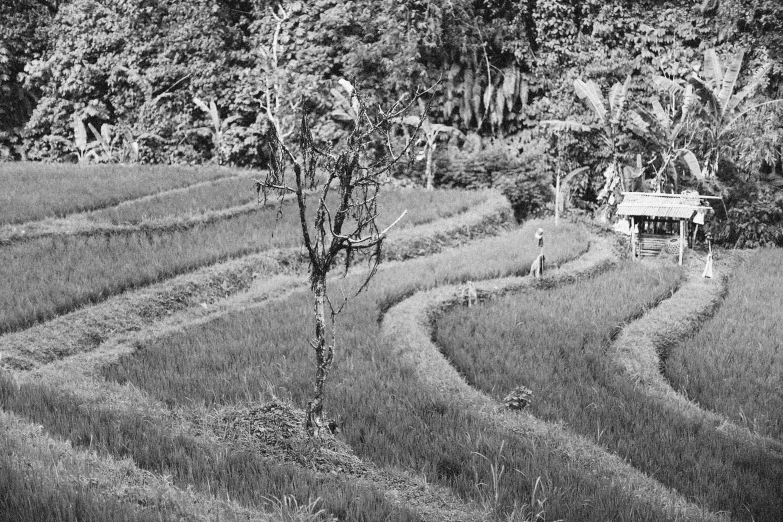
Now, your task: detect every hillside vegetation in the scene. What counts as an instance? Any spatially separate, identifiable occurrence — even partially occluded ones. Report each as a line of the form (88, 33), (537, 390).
(3, 1), (783, 243)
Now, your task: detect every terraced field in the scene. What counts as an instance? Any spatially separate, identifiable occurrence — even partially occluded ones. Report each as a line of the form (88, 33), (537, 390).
(1, 163), (782, 522)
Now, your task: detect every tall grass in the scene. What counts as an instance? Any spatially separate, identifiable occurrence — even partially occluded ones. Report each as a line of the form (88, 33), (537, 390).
(434, 262), (783, 521)
(86, 174), (259, 224)
(87, 178), (488, 226)
(665, 248), (783, 440)
(0, 162), (234, 225)
(0, 188), (485, 334)
(0, 377), (422, 522)
(0, 437), (167, 522)
(93, 223), (702, 520)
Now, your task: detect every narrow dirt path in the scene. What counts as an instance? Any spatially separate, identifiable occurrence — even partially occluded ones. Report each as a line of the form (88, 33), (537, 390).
(380, 234), (729, 522)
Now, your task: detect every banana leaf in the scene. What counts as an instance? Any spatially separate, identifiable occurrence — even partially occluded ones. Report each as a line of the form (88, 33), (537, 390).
(609, 75), (631, 124)
(680, 149), (705, 179)
(73, 116), (88, 152)
(574, 78), (607, 124)
(727, 62), (772, 114)
(688, 75), (721, 123)
(717, 50), (744, 118)
(681, 83), (696, 122)
(702, 48), (723, 90)
(650, 97), (669, 129)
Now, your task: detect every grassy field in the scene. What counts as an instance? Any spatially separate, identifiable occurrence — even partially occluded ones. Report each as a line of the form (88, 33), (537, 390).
(7, 162), (781, 520)
(0, 378), (422, 522)
(83, 222), (706, 521)
(86, 174), (259, 224)
(0, 162), (235, 225)
(0, 449), (167, 522)
(0, 188), (486, 334)
(665, 248), (783, 440)
(86, 176), (489, 226)
(434, 262), (783, 521)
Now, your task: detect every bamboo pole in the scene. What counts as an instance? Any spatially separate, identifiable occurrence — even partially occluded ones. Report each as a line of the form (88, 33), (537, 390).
(679, 219), (685, 266)
(630, 217), (636, 259)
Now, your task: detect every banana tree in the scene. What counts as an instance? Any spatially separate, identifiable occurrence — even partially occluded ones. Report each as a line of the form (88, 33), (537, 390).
(538, 119), (591, 226)
(88, 123), (163, 163)
(687, 48), (779, 178)
(572, 75), (632, 205)
(397, 116), (464, 190)
(551, 166), (589, 226)
(629, 78), (703, 191)
(192, 97), (241, 165)
(52, 115), (100, 163)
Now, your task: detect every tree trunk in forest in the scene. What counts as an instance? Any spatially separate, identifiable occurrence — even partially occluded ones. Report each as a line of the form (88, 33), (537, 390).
(306, 275), (334, 436)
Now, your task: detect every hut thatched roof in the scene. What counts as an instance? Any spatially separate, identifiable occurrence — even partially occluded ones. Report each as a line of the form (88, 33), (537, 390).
(616, 192), (713, 220)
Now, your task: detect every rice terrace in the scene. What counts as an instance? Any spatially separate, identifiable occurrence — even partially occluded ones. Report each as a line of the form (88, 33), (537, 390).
(2, 1), (783, 521)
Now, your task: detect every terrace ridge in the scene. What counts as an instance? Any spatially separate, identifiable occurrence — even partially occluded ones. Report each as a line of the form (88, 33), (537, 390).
(380, 233), (729, 521)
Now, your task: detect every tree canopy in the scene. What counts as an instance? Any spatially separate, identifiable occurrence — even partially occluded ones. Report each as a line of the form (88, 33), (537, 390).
(2, 0), (782, 244)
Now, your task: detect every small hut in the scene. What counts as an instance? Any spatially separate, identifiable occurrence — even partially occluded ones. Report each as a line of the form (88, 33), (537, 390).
(616, 192), (714, 265)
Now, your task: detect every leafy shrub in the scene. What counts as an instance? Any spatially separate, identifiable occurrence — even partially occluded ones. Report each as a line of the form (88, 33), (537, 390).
(434, 138), (551, 220)
(710, 186), (783, 248)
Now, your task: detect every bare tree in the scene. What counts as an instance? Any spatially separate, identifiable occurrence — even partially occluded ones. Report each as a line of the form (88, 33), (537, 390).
(255, 81), (422, 436)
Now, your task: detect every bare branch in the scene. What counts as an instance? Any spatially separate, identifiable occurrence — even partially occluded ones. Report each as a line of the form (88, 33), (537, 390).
(379, 209), (407, 237)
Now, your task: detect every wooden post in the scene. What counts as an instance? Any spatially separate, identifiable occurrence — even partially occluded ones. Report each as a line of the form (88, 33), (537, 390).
(679, 219), (685, 265)
(630, 216), (636, 259)
(555, 172), (561, 227)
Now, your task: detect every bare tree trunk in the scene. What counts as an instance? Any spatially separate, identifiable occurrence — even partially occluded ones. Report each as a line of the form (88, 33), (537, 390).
(306, 274), (333, 436)
(425, 139), (436, 190)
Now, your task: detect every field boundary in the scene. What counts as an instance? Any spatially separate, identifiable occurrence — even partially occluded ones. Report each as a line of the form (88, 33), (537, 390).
(380, 234), (728, 522)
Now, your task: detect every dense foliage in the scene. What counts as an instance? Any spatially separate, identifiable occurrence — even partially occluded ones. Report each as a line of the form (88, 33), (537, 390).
(2, 0), (782, 237)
